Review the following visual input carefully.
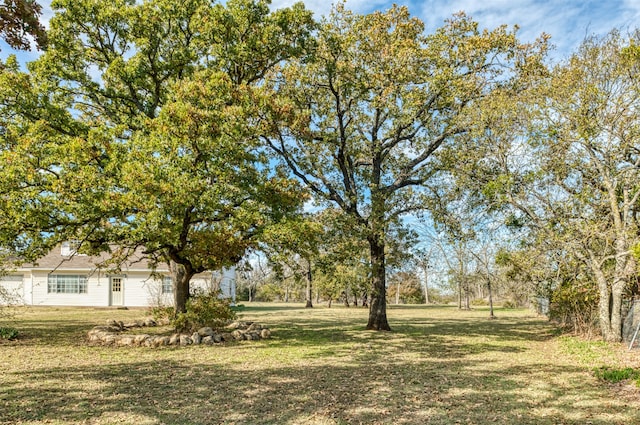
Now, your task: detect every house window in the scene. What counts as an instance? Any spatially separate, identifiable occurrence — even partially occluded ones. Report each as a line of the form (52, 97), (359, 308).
(47, 274), (88, 294)
(162, 276), (173, 294)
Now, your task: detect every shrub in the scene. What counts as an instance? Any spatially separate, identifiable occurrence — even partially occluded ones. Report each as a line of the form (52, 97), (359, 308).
(0, 326), (19, 340)
(594, 367), (640, 383)
(502, 300), (517, 309)
(549, 280), (599, 337)
(172, 290), (236, 333)
(148, 305), (174, 324)
(255, 283), (284, 302)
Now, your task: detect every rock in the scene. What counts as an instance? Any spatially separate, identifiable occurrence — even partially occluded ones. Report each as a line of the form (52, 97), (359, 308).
(232, 330), (246, 340)
(117, 336), (134, 346)
(143, 318), (157, 327)
(102, 335), (117, 345)
(134, 334), (149, 345)
(198, 327), (215, 337)
(88, 319), (270, 348)
(226, 321), (252, 330)
(248, 323), (262, 331)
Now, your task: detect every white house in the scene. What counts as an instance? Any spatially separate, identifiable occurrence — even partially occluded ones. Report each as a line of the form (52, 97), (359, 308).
(0, 243), (236, 307)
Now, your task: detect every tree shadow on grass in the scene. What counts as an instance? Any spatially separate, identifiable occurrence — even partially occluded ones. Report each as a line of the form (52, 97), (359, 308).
(3, 356), (637, 425)
(3, 306), (638, 424)
(257, 309), (552, 362)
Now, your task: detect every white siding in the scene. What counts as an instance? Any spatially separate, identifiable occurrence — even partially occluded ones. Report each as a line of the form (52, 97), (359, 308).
(12, 265), (236, 307)
(0, 274), (26, 304)
(30, 270), (109, 306)
(219, 267), (237, 303)
(122, 272), (164, 307)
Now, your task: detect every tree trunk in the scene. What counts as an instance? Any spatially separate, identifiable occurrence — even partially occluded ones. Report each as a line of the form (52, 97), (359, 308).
(305, 258), (313, 308)
(422, 264), (430, 304)
(367, 235), (391, 331)
(170, 261), (194, 314)
(594, 265), (624, 342)
(395, 281), (400, 305)
(487, 279), (495, 319)
(611, 284), (624, 341)
(464, 284), (470, 310)
(457, 281), (462, 309)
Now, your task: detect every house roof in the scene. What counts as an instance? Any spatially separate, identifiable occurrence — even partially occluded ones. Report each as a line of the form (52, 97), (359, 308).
(18, 245), (169, 273)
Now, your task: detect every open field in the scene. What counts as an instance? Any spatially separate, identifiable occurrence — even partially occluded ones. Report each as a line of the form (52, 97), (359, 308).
(1, 304), (639, 424)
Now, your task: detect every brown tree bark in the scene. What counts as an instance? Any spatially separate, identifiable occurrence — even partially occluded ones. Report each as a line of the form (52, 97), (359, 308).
(367, 235), (391, 331)
(170, 261), (194, 314)
(305, 258), (313, 308)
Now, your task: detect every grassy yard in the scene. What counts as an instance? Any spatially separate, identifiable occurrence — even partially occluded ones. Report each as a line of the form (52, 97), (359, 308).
(1, 304), (639, 424)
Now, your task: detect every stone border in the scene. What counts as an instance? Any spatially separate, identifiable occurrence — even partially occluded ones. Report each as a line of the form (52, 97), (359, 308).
(87, 319), (271, 347)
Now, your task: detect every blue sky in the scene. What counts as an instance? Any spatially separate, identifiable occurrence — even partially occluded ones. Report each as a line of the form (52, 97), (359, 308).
(273, 0), (640, 60)
(2, 0), (639, 64)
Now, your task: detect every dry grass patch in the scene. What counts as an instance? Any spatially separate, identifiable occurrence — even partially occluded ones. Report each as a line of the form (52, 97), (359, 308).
(1, 304), (639, 424)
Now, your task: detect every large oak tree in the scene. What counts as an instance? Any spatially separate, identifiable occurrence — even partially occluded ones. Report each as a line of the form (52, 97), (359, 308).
(0, 0), (314, 312)
(265, 4), (547, 330)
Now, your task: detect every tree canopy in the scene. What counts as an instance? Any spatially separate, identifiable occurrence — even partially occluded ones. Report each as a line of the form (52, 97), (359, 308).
(0, 0), (47, 51)
(450, 29), (640, 341)
(264, 4), (547, 330)
(1, 0), (639, 341)
(0, 0), (314, 312)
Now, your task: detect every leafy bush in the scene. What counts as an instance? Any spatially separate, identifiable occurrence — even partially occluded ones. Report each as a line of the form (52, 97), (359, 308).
(549, 280), (599, 337)
(0, 326), (19, 340)
(148, 305), (174, 325)
(172, 290), (236, 332)
(502, 300), (517, 309)
(255, 283), (285, 302)
(594, 367), (640, 383)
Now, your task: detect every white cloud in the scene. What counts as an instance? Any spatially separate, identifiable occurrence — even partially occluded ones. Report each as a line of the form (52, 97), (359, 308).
(270, 0), (632, 58)
(27, 0), (640, 62)
(270, 0), (391, 18)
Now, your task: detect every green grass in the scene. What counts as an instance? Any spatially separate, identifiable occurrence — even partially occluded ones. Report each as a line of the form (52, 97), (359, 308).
(594, 367), (640, 384)
(1, 304), (638, 424)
